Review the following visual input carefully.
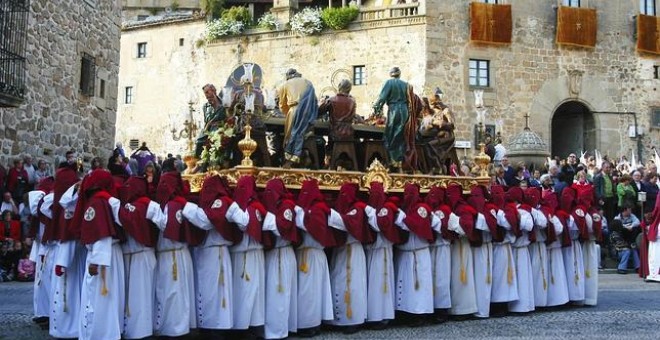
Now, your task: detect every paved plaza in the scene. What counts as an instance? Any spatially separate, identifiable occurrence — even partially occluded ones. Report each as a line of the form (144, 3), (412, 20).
(1, 273), (659, 339)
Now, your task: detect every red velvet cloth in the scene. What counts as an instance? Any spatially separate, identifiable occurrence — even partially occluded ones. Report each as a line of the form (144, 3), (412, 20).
(80, 191), (125, 245)
(402, 183), (434, 243)
(274, 199), (301, 245)
(336, 182), (374, 244)
(555, 211), (572, 247)
(199, 176), (241, 243)
(163, 197), (205, 246)
(54, 168), (80, 241)
(119, 196), (160, 247)
(69, 169), (117, 242)
(298, 179), (345, 247)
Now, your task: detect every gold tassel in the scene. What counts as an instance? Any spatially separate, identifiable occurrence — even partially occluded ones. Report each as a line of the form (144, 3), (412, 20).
(506, 245), (514, 285)
(383, 250), (389, 294)
(585, 243), (591, 278)
(218, 248), (225, 286)
(413, 250), (420, 290)
(431, 247), (437, 296)
(459, 240), (467, 285)
(172, 250), (178, 281)
(538, 244), (547, 291)
(345, 244), (353, 318)
(486, 243), (492, 284)
(277, 248), (284, 293)
(241, 252), (250, 281)
(63, 272), (68, 313)
(299, 248), (309, 273)
(573, 244), (579, 285)
(100, 266), (109, 296)
(549, 252), (555, 285)
(125, 254), (132, 317)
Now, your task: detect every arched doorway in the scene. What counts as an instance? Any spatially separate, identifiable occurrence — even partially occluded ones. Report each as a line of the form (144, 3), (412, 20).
(551, 101), (596, 158)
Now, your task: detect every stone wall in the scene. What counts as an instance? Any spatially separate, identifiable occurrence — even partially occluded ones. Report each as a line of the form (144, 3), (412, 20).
(0, 0), (121, 168)
(425, 0), (659, 161)
(117, 0), (659, 162)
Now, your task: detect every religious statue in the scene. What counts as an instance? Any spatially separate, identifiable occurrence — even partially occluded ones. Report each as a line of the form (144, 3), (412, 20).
(417, 88), (461, 175)
(373, 67), (420, 172)
(277, 68), (318, 168)
(318, 79), (356, 159)
(195, 84), (227, 158)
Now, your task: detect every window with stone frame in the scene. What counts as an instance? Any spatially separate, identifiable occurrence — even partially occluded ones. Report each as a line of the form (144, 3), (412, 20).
(641, 0), (657, 15)
(353, 65), (366, 86)
(653, 107), (660, 128)
(469, 59), (490, 87)
(563, 0), (581, 7)
(125, 86), (134, 104)
(137, 42), (147, 58)
(0, 0), (29, 107)
(80, 53), (96, 97)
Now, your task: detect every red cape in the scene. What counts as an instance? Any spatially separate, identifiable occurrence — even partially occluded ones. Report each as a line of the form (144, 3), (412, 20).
(118, 196), (160, 247)
(80, 191), (125, 245)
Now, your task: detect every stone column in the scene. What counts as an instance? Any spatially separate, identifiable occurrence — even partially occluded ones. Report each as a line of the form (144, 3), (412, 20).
(271, 0), (298, 25)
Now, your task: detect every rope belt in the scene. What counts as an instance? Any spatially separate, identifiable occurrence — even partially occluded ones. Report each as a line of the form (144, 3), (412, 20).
(157, 247), (184, 281)
(506, 244), (514, 285)
(125, 254), (132, 317)
(486, 243), (492, 284)
(585, 242), (591, 278)
(459, 240), (467, 285)
(100, 266), (109, 296)
(413, 250), (420, 290)
(573, 244), (580, 286)
(383, 249), (389, 294)
(538, 243), (547, 291)
(344, 244), (353, 319)
(299, 248), (309, 273)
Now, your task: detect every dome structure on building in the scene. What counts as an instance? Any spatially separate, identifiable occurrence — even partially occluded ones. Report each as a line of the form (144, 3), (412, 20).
(505, 114), (550, 168)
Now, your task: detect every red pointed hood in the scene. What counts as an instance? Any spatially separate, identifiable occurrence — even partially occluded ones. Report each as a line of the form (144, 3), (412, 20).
(156, 171), (184, 206)
(577, 185), (594, 209)
(445, 183), (464, 209)
(523, 187), (541, 208)
(262, 178), (290, 214)
(541, 192), (559, 211)
(36, 176), (55, 194)
(119, 176), (148, 204)
(336, 182), (359, 214)
(490, 184), (505, 209)
(234, 175), (258, 210)
(367, 181), (387, 210)
(297, 179), (325, 209)
(402, 182), (421, 213)
(505, 186), (523, 204)
(70, 169), (116, 241)
(199, 175), (232, 207)
(560, 187), (576, 213)
(425, 186), (446, 210)
(467, 185), (487, 213)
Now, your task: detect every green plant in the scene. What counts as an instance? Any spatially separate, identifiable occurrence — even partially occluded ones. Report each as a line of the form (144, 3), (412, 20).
(221, 6), (252, 27)
(171, 0), (180, 11)
(257, 12), (281, 30)
(320, 5), (359, 30)
(290, 7), (323, 36)
(206, 18), (245, 40)
(195, 38), (206, 48)
(147, 7), (159, 15)
(201, 0), (224, 19)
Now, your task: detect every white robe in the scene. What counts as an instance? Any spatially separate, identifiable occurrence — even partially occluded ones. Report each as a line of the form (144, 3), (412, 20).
(327, 210), (367, 326)
(472, 213), (492, 318)
(582, 213), (598, 306)
(294, 205), (334, 329)
(122, 201), (164, 339)
(363, 205), (395, 322)
(562, 216), (585, 302)
(154, 206), (197, 337)
(262, 212), (298, 339)
(50, 240), (86, 339)
(545, 215), (569, 307)
(648, 236), (660, 282)
(49, 184), (85, 339)
(428, 209), (451, 310)
(491, 209), (518, 303)
(508, 207), (535, 313)
(394, 210), (434, 314)
(227, 202), (265, 330)
(182, 202), (234, 330)
(28, 190), (52, 319)
(79, 238), (125, 340)
(447, 213), (477, 316)
(528, 207), (549, 307)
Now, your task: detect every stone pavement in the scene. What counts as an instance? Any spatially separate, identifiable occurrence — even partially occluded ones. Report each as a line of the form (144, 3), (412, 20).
(1, 273), (659, 340)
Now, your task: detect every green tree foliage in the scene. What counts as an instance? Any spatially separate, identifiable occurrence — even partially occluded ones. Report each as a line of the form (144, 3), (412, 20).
(201, 0), (224, 19)
(320, 6), (359, 30)
(221, 6), (252, 27)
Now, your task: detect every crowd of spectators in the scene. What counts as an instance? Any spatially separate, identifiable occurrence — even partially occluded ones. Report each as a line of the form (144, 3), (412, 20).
(488, 149), (659, 275)
(0, 143), (185, 283)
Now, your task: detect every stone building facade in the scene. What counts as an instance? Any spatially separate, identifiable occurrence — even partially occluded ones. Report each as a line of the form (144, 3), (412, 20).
(0, 0), (122, 167)
(116, 0), (659, 163)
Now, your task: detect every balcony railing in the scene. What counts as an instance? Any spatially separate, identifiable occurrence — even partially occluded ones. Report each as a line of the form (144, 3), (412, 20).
(0, 0), (30, 107)
(358, 3), (420, 21)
